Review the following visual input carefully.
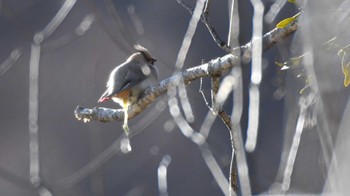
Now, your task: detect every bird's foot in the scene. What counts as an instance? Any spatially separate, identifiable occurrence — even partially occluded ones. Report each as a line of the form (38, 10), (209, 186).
(123, 124), (130, 136)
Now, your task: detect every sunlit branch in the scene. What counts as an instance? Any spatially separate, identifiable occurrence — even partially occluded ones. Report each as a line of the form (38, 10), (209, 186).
(0, 49), (22, 77)
(170, 0), (206, 125)
(74, 19), (298, 122)
(158, 155), (172, 196)
(245, 0), (264, 153)
(199, 143), (230, 196)
(227, 0), (240, 194)
(265, 0), (288, 24)
(281, 95), (314, 192)
(28, 1), (76, 195)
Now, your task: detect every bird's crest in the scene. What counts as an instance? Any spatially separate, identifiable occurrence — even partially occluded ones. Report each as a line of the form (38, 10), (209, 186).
(134, 45), (157, 64)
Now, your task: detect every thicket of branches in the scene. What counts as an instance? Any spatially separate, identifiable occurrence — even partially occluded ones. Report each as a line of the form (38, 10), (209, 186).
(1, 0), (350, 195)
(75, 0), (350, 195)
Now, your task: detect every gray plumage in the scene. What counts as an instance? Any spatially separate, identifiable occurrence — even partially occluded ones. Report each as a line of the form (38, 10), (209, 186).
(98, 45), (158, 106)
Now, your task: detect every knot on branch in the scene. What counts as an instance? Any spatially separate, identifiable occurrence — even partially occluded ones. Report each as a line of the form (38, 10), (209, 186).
(207, 57), (224, 77)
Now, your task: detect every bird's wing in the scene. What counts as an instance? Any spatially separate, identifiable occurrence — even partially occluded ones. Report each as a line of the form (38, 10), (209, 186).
(99, 65), (128, 101)
(99, 62), (150, 102)
(122, 68), (146, 89)
(106, 65), (144, 96)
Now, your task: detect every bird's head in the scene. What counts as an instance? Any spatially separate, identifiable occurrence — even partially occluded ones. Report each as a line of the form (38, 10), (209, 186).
(133, 44), (157, 65)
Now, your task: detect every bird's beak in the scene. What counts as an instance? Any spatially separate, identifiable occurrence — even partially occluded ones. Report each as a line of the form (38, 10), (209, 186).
(151, 59), (157, 64)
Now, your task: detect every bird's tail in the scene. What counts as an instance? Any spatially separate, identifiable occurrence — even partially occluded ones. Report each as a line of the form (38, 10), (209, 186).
(98, 90), (110, 102)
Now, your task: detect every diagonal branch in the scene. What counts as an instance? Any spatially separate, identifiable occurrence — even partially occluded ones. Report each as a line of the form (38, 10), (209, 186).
(74, 20), (298, 122)
(176, 0), (231, 53)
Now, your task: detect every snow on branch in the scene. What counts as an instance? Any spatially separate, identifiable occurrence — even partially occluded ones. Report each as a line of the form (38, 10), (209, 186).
(74, 20), (298, 123)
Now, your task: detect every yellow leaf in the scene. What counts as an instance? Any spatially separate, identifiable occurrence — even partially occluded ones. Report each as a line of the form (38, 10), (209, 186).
(344, 75), (350, 87)
(275, 62), (284, 67)
(289, 56), (302, 66)
(276, 17), (296, 28)
(288, 0), (297, 4)
(341, 53), (347, 75)
(343, 61), (350, 87)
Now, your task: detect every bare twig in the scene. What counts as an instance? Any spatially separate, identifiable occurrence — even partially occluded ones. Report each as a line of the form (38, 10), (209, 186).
(203, 0), (211, 15)
(208, 74), (240, 192)
(216, 110), (238, 192)
(0, 48), (22, 77)
(198, 76), (239, 192)
(209, 75), (239, 193)
(176, 0), (231, 53)
(199, 78), (211, 109)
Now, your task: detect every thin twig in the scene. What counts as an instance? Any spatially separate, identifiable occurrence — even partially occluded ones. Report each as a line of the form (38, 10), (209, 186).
(203, 0), (210, 15)
(176, 0), (231, 53)
(211, 75), (239, 193)
(177, 0), (300, 59)
(199, 78), (211, 109)
(198, 82), (238, 191)
(210, 75), (239, 193)
(217, 111), (238, 192)
(198, 64), (238, 192)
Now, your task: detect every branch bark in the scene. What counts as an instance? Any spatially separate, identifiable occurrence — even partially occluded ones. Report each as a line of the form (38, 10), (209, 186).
(74, 20), (298, 123)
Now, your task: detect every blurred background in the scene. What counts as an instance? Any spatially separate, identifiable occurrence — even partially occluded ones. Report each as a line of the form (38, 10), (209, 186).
(0, 0), (349, 195)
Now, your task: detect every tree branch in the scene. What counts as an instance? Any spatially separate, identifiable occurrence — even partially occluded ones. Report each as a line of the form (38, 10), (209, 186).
(240, 19), (298, 63)
(74, 20), (298, 122)
(209, 75), (239, 192)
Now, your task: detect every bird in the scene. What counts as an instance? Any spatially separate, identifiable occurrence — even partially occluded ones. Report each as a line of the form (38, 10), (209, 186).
(98, 45), (158, 136)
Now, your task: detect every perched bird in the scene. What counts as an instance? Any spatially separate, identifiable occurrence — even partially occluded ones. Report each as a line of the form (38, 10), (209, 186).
(98, 45), (158, 136)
